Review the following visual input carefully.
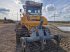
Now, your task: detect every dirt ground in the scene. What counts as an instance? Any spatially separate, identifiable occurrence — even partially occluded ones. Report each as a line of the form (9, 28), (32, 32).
(0, 23), (70, 52)
(0, 23), (16, 52)
(48, 24), (70, 52)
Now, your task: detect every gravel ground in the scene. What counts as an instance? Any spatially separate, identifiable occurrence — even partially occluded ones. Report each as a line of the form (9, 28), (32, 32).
(0, 23), (70, 52)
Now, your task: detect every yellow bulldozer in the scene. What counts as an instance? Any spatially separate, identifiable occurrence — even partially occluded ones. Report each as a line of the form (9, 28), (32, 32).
(16, 1), (61, 52)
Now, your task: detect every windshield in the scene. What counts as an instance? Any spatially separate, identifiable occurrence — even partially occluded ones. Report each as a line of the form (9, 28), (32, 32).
(27, 6), (41, 15)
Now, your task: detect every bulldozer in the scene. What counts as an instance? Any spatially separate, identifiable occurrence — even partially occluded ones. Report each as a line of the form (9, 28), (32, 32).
(16, 1), (61, 52)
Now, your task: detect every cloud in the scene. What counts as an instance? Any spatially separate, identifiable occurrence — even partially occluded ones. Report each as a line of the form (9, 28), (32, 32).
(61, 4), (70, 19)
(0, 0), (69, 21)
(48, 4), (70, 21)
(0, 8), (10, 12)
(61, 4), (70, 20)
(45, 4), (56, 12)
(0, 8), (10, 14)
(14, 0), (21, 4)
(42, 4), (57, 21)
(43, 4), (70, 21)
(62, 5), (70, 13)
(0, 0), (20, 20)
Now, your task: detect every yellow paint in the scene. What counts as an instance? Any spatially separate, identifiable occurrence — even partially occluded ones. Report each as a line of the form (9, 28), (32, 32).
(21, 14), (48, 30)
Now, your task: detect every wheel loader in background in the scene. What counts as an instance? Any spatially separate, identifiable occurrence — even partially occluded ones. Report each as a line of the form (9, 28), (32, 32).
(16, 1), (61, 52)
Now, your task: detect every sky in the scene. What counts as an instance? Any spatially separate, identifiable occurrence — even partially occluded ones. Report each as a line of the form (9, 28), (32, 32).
(0, 0), (70, 21)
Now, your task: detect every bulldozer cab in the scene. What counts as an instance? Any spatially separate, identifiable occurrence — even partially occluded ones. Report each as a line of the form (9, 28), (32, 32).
(21, 1), (48, 30)
(23, 1), (42, 21)
(23, 1), (42, 15)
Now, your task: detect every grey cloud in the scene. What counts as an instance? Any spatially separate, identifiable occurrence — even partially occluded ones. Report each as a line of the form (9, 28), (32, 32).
(63, 5), (70, 13)
(0, 8), (10, 14)
(46, 4), (56, 11)
(0, 8), (10, 12)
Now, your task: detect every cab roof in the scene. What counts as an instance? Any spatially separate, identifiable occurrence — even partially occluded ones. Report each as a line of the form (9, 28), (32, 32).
(25, 1), (42, 7)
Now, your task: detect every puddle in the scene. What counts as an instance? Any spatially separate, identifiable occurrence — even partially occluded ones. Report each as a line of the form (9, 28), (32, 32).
(58, 26), (70, 31)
